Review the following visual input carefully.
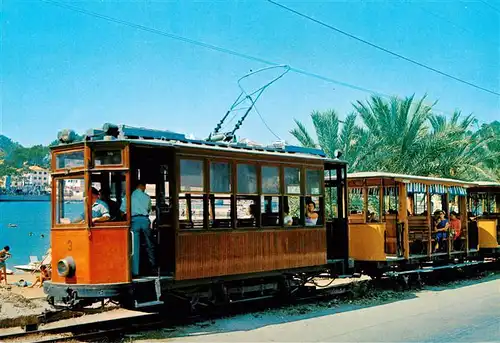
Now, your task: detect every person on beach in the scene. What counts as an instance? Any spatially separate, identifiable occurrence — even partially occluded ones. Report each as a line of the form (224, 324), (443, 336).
(0, 246), (11, 285)
(28, 265), (51, 288)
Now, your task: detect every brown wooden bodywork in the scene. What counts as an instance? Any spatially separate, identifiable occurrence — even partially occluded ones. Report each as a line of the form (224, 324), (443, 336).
(49, 139), (346, 286)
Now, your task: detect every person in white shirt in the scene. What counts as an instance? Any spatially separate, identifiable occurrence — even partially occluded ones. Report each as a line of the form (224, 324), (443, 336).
(121, 181), (156, 277)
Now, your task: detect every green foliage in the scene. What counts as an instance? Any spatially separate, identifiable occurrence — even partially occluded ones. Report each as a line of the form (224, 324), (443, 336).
(0, 135), (51, 177)
(291, 95), (499, 182)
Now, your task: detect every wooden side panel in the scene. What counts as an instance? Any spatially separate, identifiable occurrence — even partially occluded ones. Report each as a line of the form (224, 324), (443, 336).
(478, 219), (499, 249)
(175, 229), (326, 280)
(89, 228), (130, 284)
(51, 229), (90, 284)
(349, 223), (386, 261)
(385, 214), (397, 254)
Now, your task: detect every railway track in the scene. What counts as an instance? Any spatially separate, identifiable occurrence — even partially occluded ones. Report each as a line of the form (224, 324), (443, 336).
(1, 265), (497, 343)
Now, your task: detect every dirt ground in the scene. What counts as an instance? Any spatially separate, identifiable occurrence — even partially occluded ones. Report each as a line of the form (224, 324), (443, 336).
(0, 273), (52, 328)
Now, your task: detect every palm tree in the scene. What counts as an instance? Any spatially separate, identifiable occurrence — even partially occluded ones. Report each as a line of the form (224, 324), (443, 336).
(351, 94), (434, 173)
(290, 109), (362, 170)
(290, 95), (499, 181)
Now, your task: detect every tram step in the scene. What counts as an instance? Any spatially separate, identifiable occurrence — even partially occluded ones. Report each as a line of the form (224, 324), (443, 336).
(134, 300), (165, 309)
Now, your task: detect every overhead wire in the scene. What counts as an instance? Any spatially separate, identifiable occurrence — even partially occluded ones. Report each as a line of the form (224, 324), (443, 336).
(266, 0), (500, 97)
(40, 0), (476, 121)
(478, 0), (500, 14)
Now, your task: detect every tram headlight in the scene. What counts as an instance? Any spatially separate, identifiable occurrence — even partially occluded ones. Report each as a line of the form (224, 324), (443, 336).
(57, 256), (76, 277)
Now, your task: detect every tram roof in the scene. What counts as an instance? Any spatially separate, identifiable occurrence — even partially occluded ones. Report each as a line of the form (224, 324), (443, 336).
(54, 124), (347, 164)
(128, 139), (345, 163)
(470, 181), (500, 189)
(347, 171), (477, 186)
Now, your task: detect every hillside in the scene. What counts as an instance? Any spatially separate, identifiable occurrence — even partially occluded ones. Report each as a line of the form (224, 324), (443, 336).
(0, 134), (50, 176)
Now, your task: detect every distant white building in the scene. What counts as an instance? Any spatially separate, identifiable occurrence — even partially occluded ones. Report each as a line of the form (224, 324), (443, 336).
(4, 165), (51, 192)
(24, 166), (50, 188)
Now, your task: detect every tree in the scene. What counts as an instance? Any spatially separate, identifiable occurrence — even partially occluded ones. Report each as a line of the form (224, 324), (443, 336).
(290, 110), (364, 170)
(290, 94), (499, 182)
(351, 94), (433, 173)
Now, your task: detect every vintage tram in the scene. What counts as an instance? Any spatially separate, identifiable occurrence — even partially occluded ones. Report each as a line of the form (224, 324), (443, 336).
(346, 172), (478, 277)
(44, 124), (350, 308)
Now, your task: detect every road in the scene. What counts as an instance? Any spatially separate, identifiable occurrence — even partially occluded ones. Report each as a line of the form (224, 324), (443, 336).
(135, 275), (500, 342)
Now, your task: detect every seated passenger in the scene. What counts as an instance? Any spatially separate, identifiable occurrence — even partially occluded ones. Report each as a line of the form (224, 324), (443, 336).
(449, 211), (461, 240)
(72, 187), (110, 223)
(283, 206), (293, 226)
(367, 211), (377, 222)
(434, 210), (449, 251)
(305, 200), (318, 226)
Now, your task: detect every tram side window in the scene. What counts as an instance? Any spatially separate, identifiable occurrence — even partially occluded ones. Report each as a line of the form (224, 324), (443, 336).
(384, 187), (398, 215)
(209, 162), (232, 229)
(367, 187), (381, 223)
(55, 178), (85, 224)
(261, 166), (281, 227)
(179, 159), (204, 230)
(237, 164), (258, 228)
(412, 193), (427, 216)
(325, 185), (338, 219)
(305, 169), (323, 226)
(284, 167), (302, 226)
(90, 171), (126, 222)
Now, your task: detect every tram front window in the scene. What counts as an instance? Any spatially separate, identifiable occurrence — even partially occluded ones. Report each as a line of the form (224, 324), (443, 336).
(55, 150), (84, 170)
(55, 178), (85, 224)
(90, 171), (127, 222)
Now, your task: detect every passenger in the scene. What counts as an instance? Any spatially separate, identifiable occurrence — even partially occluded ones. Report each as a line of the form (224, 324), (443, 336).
(449, 211), (461, 240)
(72, 187), (110, 223)
(434, 210), (449, 251)
(283, 206), (293, 226)
(28, 265), (51, 288)
(121, 182), (156, 277)
(249, 204), (257, 218)
(367, 211), (377, 222)
(305, 200), (318, 226)
(0, 246), (11, 285)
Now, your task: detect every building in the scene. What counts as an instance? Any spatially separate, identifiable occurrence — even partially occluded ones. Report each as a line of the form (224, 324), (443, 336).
(24, 166), (50, 188)
(3, 165), (51, 193)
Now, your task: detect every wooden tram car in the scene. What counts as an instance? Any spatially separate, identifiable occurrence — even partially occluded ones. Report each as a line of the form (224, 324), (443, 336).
(467, 182), (500, 256)
(346, 172), (478, 277)
(44, 124), (350, 308)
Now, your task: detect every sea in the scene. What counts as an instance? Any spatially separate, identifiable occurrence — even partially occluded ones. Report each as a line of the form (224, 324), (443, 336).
(0, 202), (51, 269)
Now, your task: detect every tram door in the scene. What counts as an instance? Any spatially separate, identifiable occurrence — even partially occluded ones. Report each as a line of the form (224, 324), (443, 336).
(130, 147), (175, 276)
(325, 163), (349, 265)
(155, 164), (175, 275)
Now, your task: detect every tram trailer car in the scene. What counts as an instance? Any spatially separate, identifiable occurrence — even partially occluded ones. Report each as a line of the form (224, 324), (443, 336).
(345, 172), (485, 278)
(467, 182), (500, 257)
(44, 124), (351, 309)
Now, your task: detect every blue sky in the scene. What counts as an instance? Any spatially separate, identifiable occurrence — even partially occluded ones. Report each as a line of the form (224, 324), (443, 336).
(1, 0), (499, 146)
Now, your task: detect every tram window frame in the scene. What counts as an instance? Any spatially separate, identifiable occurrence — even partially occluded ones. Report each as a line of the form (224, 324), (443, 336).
(304, 168), (324, 227)
(208, 160), (233, 229)
(89, 171), (128, 225)
(92, 149), (124, 167)
(283, 167), (303, 227)
(260, 165), (282, 228)
(366, 186), (382, 223)
(53, 149), (85, 171)
(179, 158), (206, 230)
(53, 175), (87, 228)
(236, 163), (259, 228)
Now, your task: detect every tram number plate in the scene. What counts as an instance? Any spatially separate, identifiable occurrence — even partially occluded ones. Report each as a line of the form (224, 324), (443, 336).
(67, 240), (73, 251)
